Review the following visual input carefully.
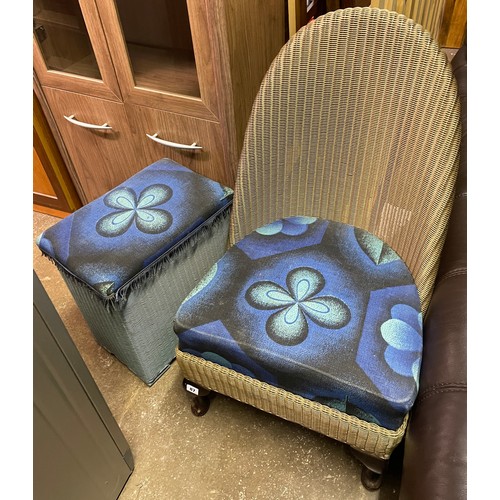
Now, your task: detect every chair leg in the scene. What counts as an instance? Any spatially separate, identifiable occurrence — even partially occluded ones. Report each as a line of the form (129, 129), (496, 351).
(349, 447), (388, 491)
(182, 379), (214, 417)
(191, 395), (211, 416)
(360, 466), (383, 491)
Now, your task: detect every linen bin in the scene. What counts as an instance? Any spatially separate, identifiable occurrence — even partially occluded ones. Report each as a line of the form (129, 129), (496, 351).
(36, 158), (233, 385)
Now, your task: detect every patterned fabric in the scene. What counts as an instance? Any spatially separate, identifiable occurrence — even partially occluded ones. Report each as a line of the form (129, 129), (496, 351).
(37, 159), (233, 299)
(174, 217), (423, 430)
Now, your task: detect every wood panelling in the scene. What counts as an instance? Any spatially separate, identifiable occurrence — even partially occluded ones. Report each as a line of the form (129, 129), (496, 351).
(224, 0), (286, 153)
(34, 147), (57, 198)
(369, 0), (445, 41)
(439, 0), (466, 48)
(324, 1), (466, 48)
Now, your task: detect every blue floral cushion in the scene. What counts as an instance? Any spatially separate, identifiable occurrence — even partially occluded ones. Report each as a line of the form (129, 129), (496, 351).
(174, 216), (422, 430)
(37, 159), (233, 299)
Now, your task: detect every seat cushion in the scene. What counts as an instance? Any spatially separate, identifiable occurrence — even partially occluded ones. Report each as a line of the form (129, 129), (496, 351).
(36, 158), (233, 300)
(174, 216), (422, 430)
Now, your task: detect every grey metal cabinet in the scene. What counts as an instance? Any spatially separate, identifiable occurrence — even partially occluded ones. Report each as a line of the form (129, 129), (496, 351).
(34, 271), (134, 500)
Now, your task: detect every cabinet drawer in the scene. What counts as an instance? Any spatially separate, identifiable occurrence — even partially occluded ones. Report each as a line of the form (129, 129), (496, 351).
(127, 104), (234, 188)
(42, 87), (141, 202)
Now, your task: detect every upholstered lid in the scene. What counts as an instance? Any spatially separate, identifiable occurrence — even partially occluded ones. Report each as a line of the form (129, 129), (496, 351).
(37, 159), (233, 300)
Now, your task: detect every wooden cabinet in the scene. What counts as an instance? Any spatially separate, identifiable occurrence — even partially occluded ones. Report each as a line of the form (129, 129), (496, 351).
(33, 0), (286, 204)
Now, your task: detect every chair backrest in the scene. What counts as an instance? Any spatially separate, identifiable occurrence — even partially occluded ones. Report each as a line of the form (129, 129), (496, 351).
(370, 0), (446, 41)
(229, 7), (460, 314)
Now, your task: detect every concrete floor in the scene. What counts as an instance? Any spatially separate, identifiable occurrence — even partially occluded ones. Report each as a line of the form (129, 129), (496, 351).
(33, 210), (404, 500)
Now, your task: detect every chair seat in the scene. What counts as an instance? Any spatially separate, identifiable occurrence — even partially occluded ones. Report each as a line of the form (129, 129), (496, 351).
(174, 216), (423, 430)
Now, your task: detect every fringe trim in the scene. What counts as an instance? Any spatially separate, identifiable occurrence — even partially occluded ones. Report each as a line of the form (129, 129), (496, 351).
(39, 206), (232, 312)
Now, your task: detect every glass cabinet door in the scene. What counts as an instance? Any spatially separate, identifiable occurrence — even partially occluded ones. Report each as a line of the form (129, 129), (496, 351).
(34, 0), (101, 79)
(33, 0), (121, 100)
(98, 0), (221, 120)
(114, 0), (200, 98)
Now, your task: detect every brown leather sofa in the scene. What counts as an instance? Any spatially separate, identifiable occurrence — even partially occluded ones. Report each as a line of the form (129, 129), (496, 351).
(399, 42), (467, 499)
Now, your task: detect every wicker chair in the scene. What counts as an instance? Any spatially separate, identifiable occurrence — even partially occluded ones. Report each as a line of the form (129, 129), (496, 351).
(173, 7), (460, 490)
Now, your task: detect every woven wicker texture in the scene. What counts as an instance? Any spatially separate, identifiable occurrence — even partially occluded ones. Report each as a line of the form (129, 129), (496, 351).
(370, 1), (446, 41)
(63, 215), (230, 385)
(230, 7), (460, 314)
(177, 350), (407, 459)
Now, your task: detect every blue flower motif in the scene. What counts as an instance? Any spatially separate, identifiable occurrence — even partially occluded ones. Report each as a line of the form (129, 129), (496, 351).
(255, 216), (317, 236)
(381, 304), (423, 384)
(354, 228), (399, 265)
(246, 267), (351, 346)
(96, 184), (173, 237)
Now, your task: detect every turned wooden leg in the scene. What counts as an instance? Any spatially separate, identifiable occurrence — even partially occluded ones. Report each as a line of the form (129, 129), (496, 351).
(360, 466), (383, 491)
(182, 379), (214, 417)
(349, 447), (388, 491)
(191, 395), (211, 416)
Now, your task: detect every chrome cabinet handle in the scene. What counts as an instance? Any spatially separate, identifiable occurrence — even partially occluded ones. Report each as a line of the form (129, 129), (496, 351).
(63, 114), (112, 130)
(146, 133), (203, 150)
